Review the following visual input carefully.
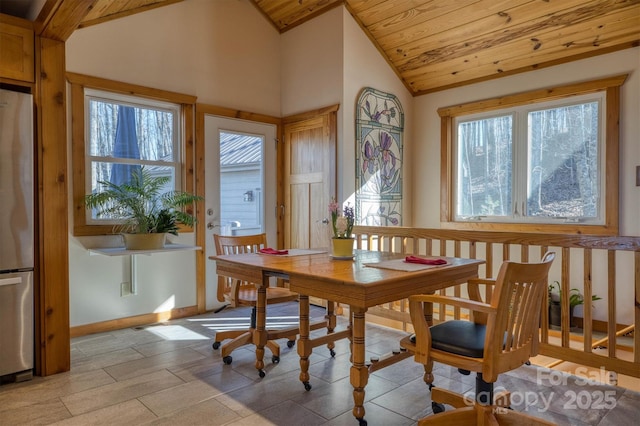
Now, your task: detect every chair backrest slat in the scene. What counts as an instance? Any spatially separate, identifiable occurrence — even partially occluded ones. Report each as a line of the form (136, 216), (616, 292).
(485, 252), (555, 380)
(213, 233), (268, 304)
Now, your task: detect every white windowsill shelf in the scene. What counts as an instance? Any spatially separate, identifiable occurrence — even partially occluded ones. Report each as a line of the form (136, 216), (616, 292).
(88, 244), (201, 256)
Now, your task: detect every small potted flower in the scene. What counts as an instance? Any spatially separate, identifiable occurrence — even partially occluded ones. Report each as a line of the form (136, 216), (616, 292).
(329, 198), (355, 258)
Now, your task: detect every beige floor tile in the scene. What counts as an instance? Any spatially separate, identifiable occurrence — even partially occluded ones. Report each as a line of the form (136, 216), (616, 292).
(103, 347), (206, 381)
(70, 348), (145, 374)
(60, 370), (184, 415)
(0, 369), (115, 412)
(139, 379), (224, 417)
(1, 302), (637, 425)
(147, 397), (241, 425)
(49, 399), (157, 425)
(0, 397), (71, 425)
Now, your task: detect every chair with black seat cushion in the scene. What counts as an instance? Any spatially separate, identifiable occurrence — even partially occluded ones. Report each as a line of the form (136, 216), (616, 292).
(400, 252), (556, 426)
(212, 233), (299, 366)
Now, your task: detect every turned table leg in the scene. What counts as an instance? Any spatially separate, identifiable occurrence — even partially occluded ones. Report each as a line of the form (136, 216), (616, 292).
(253, 273), (268, 377)
(350, 307), (368, 424)
(297, 294), (312, 390)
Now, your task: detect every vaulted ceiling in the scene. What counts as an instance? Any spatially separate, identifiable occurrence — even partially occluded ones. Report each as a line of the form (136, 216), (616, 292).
(255, 0), (640, 95)
(5, 0), (640, 95)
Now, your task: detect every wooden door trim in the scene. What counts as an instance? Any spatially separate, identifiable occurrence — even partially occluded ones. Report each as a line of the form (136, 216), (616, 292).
(282, 104), (340, 124)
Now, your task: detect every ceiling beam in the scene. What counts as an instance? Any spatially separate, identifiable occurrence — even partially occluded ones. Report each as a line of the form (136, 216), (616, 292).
(35, 0), (97, 42)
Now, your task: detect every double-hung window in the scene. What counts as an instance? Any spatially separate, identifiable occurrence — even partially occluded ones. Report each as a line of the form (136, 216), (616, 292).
(70, 73), (197, 236)
(84, 89), (181, 223)
(439, 75), (625, 235)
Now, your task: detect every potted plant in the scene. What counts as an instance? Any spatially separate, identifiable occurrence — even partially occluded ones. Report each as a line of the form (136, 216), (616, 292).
(548, 281), (601, 328)
(84, 168), (203, 250)
(328, 198), (355, 258)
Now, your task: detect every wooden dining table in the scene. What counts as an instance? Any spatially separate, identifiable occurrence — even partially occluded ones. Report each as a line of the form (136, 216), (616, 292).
(211, 248), (484, 426)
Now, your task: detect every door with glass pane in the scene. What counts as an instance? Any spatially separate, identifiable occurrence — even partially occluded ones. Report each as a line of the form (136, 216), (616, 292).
(203, 115), (276, 311)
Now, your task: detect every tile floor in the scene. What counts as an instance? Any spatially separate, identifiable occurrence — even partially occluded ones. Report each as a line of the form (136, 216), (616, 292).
(0, 302), (637, 425)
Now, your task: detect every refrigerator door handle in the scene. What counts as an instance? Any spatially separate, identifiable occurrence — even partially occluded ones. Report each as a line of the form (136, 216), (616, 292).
(0, 277), (22, 287)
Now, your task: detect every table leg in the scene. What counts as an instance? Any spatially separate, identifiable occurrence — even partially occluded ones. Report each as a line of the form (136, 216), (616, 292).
(422, 299), (435, 386)
(326, 300), (336, 357)
(298, 295), (312, 390)
(423, 298), (434, 326)
(253, 274), (267, 377)
(348, 308), (353, 363)
(350, 307), (368, 424)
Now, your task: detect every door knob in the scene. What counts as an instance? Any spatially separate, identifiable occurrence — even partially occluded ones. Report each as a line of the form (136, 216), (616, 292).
(321, 218), (329, 224)
(207, 222), (214, 230)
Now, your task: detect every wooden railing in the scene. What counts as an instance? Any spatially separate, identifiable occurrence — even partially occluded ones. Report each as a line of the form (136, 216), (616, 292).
(352, 225), (640, 378)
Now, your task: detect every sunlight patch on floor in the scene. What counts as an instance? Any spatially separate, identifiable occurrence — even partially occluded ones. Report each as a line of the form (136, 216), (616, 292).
(145, 325), (209, 340)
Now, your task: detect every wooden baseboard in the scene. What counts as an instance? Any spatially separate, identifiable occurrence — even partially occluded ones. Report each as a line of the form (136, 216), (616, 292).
(70, 305), (199, 338)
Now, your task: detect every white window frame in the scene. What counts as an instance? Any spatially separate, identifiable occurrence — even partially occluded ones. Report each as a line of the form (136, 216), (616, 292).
(453, 92), (606, 225)
(83, 89), (183, 225)
(437, 75), (626, 236)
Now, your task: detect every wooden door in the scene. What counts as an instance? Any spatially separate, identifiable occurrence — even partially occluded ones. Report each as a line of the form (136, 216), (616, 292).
(283, 106), (337, 251)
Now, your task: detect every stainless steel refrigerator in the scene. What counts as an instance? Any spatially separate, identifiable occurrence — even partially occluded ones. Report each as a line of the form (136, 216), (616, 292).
(0, 87), (34, 381)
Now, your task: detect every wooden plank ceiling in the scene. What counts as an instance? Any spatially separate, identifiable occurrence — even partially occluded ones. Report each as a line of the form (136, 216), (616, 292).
(253, 0), (640, 95)
(30, 0), (640, 95)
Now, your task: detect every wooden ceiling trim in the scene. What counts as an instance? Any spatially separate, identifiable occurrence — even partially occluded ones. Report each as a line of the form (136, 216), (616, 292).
(436, 74), (628, 117)
(252, 0), (343, 33)
(78, 0), (183, 28)
(79, 0), (121, 21)
(38, 0), (97, 41)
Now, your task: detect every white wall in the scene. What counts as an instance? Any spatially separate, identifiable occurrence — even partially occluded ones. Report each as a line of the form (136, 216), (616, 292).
(66, 0), (281, 115)
(65, 0), (280, 326)
(280, 7), (343, 117)
(342, 8), (414, 224)
(280, 7), (414, 213)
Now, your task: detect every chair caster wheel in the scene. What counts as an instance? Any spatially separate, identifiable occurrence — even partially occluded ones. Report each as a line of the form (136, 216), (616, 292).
(329, 349), (336, 357)
(303, 381), (312, 391)
(428, 383), (434, 391)
(287, 340), (295, 348)
(222, 356), (232, 365)
(357, 418), (367, 426)
(212, 341), (221, 350)
(272, 356), (280, 364)
(258, 369), (266, 378)
(432, 402), (445, 414)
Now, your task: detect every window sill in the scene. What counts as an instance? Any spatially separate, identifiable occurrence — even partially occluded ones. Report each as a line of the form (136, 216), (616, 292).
(88, 244), (201, 257)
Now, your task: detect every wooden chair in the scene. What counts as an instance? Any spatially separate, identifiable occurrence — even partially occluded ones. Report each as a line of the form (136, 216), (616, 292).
(401, 252), (556, 426)
(212, 233), (299, 366)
